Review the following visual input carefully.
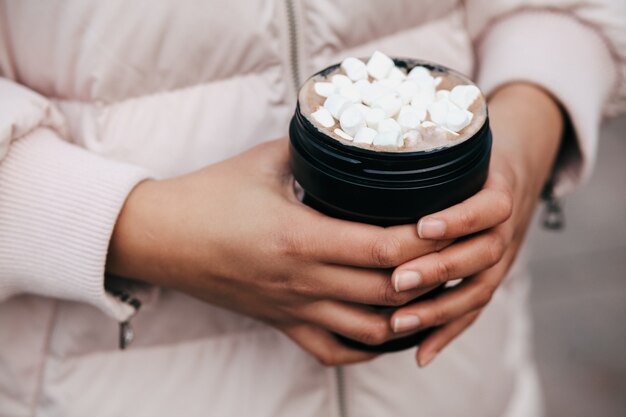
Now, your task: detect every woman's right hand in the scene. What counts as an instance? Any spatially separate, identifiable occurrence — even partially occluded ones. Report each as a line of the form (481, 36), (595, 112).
(107, 138), (447, 365)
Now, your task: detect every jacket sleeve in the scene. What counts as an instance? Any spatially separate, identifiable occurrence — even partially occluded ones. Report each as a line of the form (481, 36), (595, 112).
(465, 0), (626, 195)
(0, 78), (153, 321)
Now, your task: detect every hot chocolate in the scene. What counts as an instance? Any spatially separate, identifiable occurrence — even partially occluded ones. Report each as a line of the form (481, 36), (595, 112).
(298, 51), (487, 153)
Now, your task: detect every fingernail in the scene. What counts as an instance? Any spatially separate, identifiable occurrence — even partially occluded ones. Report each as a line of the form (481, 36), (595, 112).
(418, 218), (446, 239)
(393, 315), (421, 333)
(394, 270), (421, 292)
(418, 350), (437, 367)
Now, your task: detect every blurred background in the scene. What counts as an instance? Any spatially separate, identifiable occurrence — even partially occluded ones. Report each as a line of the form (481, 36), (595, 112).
(527, 115), (626, 417)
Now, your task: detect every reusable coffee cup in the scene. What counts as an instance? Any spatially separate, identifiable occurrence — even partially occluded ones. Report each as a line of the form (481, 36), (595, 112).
(289, 57), (491, 352)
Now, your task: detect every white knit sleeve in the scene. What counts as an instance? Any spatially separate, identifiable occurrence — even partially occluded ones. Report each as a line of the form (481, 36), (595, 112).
(0, 78), (152, 321)
(465, 0), (626, 194)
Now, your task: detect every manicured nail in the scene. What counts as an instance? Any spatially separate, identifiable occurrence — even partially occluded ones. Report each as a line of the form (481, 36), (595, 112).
(418, 218), (446, 239)
(393, 315), (421, 333)
(394, 270), (421, 292)
(418, 350), (437, 367)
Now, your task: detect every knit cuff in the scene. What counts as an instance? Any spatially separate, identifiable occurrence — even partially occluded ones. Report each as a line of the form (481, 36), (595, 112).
(0, 128), (152, 321)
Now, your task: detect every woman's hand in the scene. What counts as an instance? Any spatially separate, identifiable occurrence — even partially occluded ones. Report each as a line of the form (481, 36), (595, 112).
(107, 138), (447, 366)
(388, 83), (565, 367)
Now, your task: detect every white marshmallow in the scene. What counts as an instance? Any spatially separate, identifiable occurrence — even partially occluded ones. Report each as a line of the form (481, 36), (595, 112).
(332, 74), (353, 89)
(334, 128), (354, 141)
(361, 82), (391, 106)
(339, 105), (366, 136)
(373, 95), (402, 118)
(396, 80), (419, 105)
(410, 76), (437, 108)
(354, 126), (378, 144)
(446, 107), (471, 132)
(341, 57), (368, 81)
(355, 103), (370, 115)
(434, 76), (443, 87)
(420, 121), (457, 143)
(311, 107), (335, 128)
(410, 91), (434, 108)
(339, 84), (361, 103)
(324, 94), (352, 119)
(450, 85), (481, 110)
(399, 105), (415, 116)
(403, 130), (422, 146)
(436, 89), (450, 101)
(397, 111), (421, 132)
(415, 75), (436, 93)
(409, 101), (428, 121)
(427, 100), (452, 125)
(353, 79), (371, 96)
(314, 82), (337, 98)
(407, 66), (430, 79)
(378, 118), (401, 133)
(366, 51), (395, 80)
(365, 107), (385, 130)
(378, 78), (402, 90)
(373, 131), (402, 147)
(387, 66), (407, 82)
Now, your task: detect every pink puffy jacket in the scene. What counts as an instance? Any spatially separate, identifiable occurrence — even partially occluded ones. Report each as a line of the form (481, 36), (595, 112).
(1, 1), (624, 416)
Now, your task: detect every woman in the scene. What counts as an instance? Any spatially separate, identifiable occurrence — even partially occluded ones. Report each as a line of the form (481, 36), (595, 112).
(1, 1), (624, 416)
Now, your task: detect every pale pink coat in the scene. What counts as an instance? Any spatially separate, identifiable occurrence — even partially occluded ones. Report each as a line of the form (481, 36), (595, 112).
(0, 1), (624, 416)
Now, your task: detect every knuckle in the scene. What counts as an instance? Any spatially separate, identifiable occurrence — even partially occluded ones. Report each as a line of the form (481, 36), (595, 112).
(430, 305), (449, 326)
(495, 188), (514, 220)
(317, 351), (339, 367)
(486, 233), (506, 266)
(457, 208), (476, 234)
(359, 318), (390, 345)
(433, 258), (451, 284)
(377, 280), (406, 306)
(276, 229), (307, 258)
(370, 234), (403, 267)
(288, 278), (316, 298)
(476, 285), (496, 308)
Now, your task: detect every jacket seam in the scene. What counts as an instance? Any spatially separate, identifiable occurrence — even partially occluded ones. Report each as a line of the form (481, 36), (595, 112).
(47, 69), (274, 109)
(29, 300), (59, 417)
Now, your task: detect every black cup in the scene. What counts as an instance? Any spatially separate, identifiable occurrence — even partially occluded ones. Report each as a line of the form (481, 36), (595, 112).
(289, 58), (492, 352)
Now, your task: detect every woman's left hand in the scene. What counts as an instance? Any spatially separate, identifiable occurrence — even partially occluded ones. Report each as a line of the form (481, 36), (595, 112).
(388, 83), (565, 367)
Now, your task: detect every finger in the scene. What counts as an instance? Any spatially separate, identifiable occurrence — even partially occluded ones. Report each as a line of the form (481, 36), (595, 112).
(297, 300), (401, 346)
(416, 173), (513, 240)
(416, 310), (481, 367)
(280, 323), (378, 366)
(305, 264), (432, 307)
(389, 264), (504, 334)
(391, 228), (507, 292)
(286, 208), (453, 268)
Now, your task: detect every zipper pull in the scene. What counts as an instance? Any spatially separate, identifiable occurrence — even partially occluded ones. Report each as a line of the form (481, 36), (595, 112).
(119, 320), (135, 350)
(541, 180), (565, 231)
(106, 285), (142, 350)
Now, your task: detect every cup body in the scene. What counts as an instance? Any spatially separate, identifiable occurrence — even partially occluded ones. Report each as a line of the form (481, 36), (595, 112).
(289, 58), (491, 352)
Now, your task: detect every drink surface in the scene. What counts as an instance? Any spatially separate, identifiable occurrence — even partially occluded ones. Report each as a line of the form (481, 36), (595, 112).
(299, 54), (487, 153)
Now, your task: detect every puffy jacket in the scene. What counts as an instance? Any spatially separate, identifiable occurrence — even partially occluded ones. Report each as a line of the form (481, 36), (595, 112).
(0, 1), (624, 416)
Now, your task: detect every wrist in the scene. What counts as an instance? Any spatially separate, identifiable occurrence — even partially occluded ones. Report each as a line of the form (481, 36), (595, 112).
(106, 178), (169, 286)
(487, 82), (564, 198)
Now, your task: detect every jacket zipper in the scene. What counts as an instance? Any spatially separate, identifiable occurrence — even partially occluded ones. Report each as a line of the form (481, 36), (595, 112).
(284, 0), (302, 93)
(335, 366), (347, 417)
(283, 2), (347, 416)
